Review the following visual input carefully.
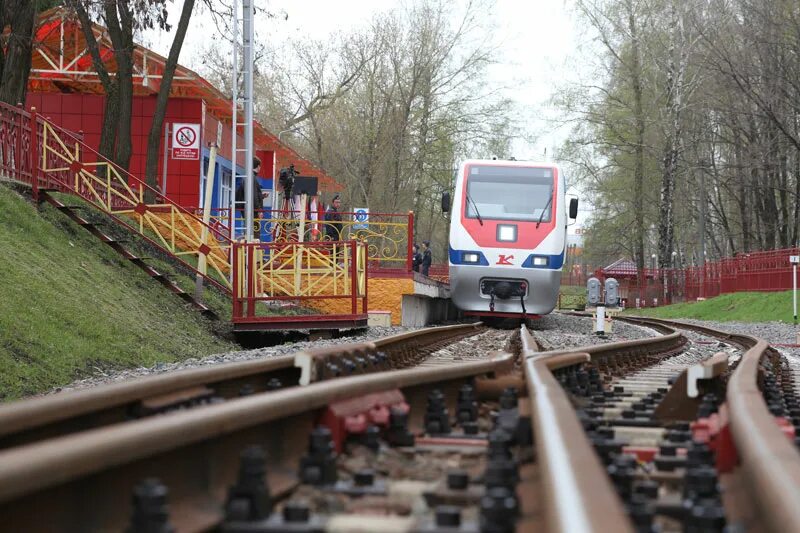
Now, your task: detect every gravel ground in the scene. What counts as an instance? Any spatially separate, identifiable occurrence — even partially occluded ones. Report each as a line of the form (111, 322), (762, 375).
(50, 326), (412, 394)
(676, 319), (800, 361)
(424, 329), (516, 362)
(531, 312), (659, 350)
(54, 315), (798, 396)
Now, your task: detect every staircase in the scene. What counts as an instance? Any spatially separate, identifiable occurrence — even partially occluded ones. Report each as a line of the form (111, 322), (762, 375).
(42, 192), (218, 319)
(0, 101), (367, 331)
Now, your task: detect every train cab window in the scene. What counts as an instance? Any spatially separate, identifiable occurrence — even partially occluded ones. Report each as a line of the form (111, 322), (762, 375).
(466, 165), (554, 222)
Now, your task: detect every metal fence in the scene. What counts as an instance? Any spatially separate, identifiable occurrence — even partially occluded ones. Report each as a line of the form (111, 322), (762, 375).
(567, 248), (800, 307)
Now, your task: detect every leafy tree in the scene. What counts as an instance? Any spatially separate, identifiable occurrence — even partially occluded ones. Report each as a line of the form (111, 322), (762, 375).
(0, 0), (61, 106)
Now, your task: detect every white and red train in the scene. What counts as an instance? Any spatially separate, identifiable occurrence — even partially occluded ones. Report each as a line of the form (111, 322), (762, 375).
(445, 159), (578, 318)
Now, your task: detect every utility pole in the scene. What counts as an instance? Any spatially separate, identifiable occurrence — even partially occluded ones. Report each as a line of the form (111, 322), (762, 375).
(229, 0), (256, 243)
(242, 0), (255, 242)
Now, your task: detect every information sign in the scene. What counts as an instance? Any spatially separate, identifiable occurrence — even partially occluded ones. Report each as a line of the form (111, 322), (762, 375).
(353, 208), (369, 230)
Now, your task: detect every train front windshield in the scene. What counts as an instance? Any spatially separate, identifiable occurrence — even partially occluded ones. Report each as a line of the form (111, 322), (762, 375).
(465, 165), (554, 222)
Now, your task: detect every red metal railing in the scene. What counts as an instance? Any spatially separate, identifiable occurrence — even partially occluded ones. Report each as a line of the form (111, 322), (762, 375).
(192, 206), (415, 272)
(231, 240), (368, 325)
(579, 247), (800, 307)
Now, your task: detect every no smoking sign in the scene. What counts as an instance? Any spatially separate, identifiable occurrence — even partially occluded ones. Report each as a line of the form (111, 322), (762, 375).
(171, 123), (200, 160)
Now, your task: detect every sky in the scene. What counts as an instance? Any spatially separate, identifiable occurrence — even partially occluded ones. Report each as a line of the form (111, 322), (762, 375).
(143, 0), (589, 234)
(144, 0), (581, 159)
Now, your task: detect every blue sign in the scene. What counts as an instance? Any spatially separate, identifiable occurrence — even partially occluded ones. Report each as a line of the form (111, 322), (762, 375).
(353, 208), (369, 230)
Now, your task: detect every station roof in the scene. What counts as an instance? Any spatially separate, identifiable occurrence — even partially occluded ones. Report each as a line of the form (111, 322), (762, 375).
(602, 258), (638, 278)
(29, 7), (342, 192)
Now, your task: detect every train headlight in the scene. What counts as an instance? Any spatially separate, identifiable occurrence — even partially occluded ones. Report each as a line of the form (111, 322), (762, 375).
(462, 252), (480, 263)
(497, 224), (517, 242)
(532, 256), (548, 266)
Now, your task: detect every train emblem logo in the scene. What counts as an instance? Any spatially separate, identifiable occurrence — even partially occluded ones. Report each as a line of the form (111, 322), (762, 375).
(353, 208), (369, 230)
(497, 254), (514, 265)
(172, 123), (200, 160)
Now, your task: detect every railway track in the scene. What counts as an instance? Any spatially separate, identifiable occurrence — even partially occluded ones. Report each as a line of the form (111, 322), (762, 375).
(0, 323), (483, 450)
(0, 315), (798, 532)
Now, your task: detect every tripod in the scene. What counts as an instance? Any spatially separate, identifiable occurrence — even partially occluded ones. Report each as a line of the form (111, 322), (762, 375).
(272, 186), (300, 242)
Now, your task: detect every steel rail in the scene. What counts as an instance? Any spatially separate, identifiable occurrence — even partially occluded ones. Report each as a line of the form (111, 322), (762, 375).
(0, 350), (514, 531)
(0, 323), (482, 449)
(727, 339), (800, 532)
(614, 315), (800, 531)
(521, 326), (635, 533)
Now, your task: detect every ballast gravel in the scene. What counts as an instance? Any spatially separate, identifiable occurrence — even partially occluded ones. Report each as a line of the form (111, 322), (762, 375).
(424, 329), (517, 362)
(49, 326), (412, 395)
(531, 312), (659, 350)
(674, 318), (800, 361)
(50, 314), (798, 397)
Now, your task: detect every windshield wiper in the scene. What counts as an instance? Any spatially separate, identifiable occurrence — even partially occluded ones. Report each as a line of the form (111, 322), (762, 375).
(467, 193), (484, 226)
(536, 192), (554, 229)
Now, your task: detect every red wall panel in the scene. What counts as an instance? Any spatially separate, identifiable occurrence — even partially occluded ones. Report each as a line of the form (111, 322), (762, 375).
(27, 92), (205, 209)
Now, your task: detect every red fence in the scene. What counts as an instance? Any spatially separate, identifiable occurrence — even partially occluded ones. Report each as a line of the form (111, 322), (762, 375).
(571, 248), (799, 307)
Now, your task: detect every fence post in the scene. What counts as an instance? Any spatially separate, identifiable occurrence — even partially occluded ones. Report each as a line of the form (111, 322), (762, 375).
(363, 241), (369, 315)
(232, 242), (240, 320)
(247, 244), (255, 318)
(351, 241), (358, 315)
(16, 103), (23, 184)
(29, 107), (39, 202)
(407, 211), (414, 273)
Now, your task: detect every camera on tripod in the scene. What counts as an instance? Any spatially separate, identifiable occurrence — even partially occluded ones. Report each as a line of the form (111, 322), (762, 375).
(279, 164), (297, 196)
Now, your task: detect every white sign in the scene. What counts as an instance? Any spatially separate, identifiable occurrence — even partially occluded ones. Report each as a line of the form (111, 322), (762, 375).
(172, 123), (200, 160)
(790, 255), (799, 264)
(353, 208), (369, 230)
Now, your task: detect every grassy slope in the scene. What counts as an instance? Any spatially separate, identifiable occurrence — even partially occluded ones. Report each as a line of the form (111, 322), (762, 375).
(623, 291), (799, 323)
(0, 186), (236, 400)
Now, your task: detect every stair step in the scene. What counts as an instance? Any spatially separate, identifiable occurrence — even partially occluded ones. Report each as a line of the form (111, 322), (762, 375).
(45, 190), (224, 322)
(102, 238), (129, 245)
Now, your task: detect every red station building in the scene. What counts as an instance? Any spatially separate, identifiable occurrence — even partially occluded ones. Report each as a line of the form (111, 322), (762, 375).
(26, 7), (341, 221)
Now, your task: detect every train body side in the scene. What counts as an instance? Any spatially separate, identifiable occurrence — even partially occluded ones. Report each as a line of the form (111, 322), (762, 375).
(448, 160), (567, 315)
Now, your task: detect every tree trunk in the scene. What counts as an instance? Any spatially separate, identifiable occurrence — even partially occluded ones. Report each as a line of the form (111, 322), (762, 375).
(105, 1), (133, 171)
(69, 1), (119, 164)
(629, 10), (646, 291)
(0, 0), (36, 106)
(144, 0), (196, 199)
(98, 83), (120, 161)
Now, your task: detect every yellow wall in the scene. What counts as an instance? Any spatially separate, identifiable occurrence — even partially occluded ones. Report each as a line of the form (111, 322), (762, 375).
(313, 277), (414, 325)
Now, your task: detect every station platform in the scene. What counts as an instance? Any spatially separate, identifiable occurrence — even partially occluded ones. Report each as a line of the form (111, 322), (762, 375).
(401, 273), (459, 327)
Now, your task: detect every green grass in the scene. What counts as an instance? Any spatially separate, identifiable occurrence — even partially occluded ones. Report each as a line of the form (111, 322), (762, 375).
(0, 186), (237, 401)
(559, 284), (587, 309)
(623, 291), (800, 323)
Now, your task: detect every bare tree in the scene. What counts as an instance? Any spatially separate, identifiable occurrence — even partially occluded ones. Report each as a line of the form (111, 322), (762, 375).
(144, 0), (196, 198)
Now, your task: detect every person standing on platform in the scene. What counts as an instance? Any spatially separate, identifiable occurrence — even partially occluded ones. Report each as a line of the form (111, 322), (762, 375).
(421, 240), (432, 276)
(235, 157), (264, 237)
(324, 195), (343, 241)
(412, 243), (422, 272)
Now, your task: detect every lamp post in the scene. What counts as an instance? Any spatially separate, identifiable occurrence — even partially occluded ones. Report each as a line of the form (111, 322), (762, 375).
(670, 252), (678, 303)
(651, 254), (657, 306)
